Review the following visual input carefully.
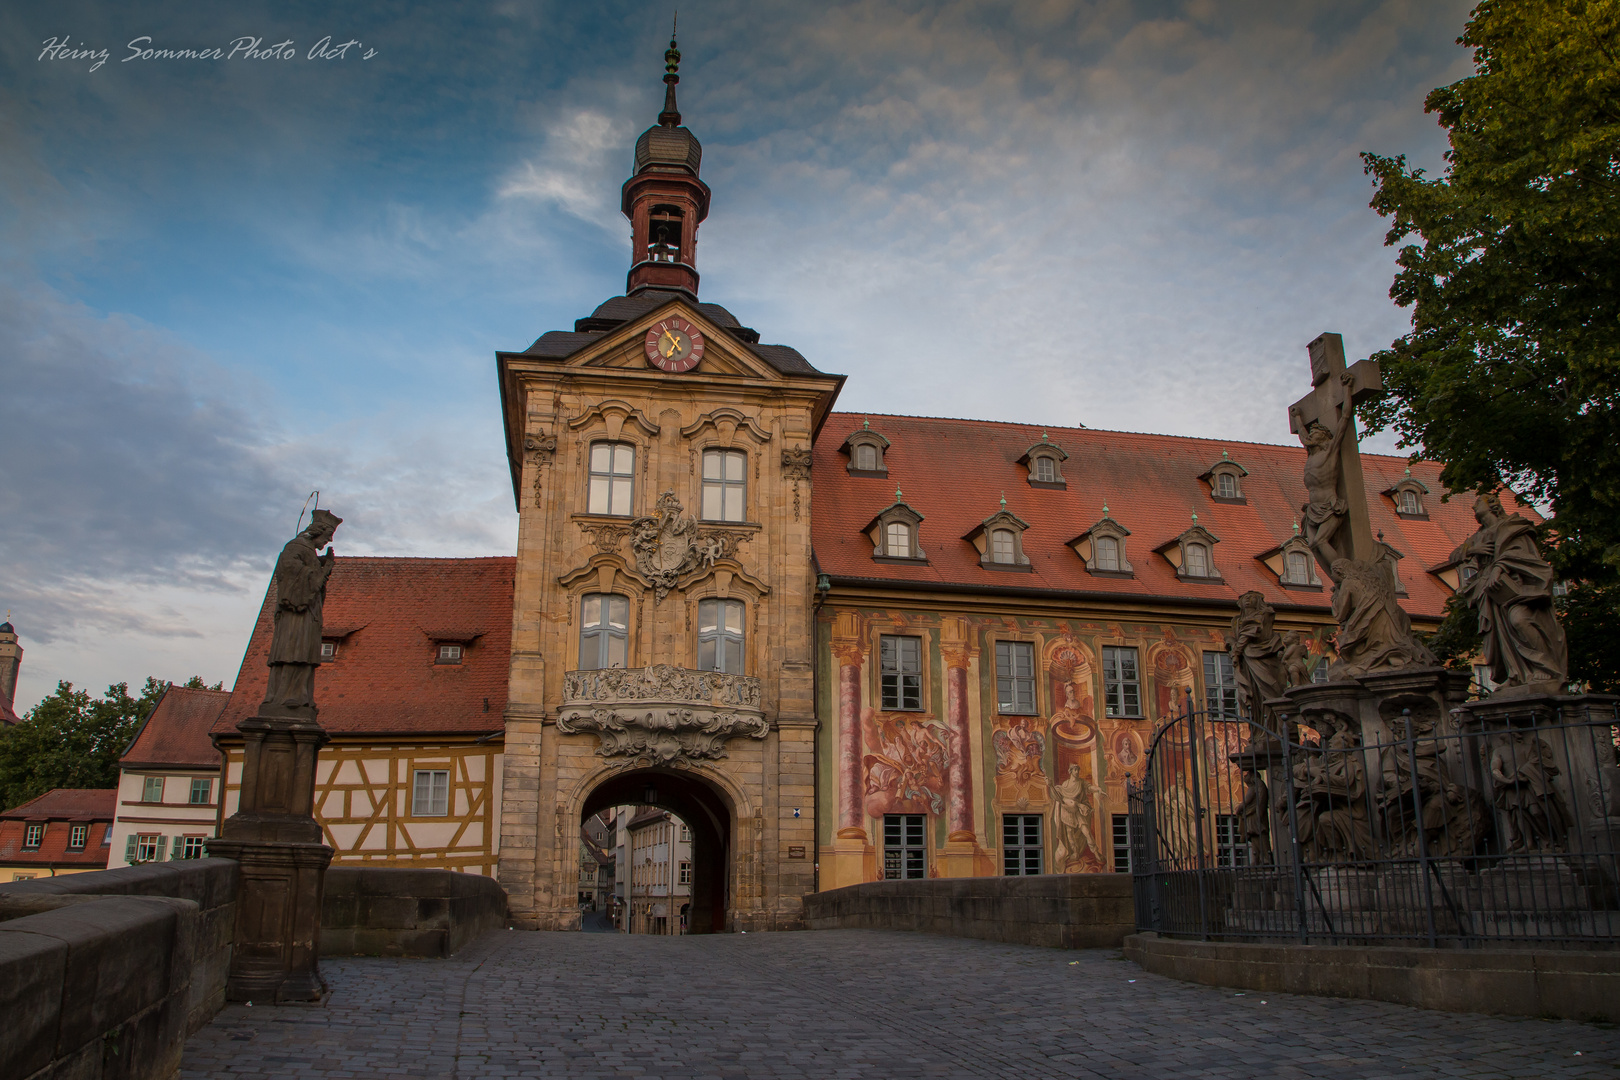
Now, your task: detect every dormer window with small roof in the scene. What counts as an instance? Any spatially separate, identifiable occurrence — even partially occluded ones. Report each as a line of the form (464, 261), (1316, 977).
(1157, 516), (1222, 581)
(1261, 530), (1322, 590)
(1069, 507), (1134, 578)
(866, 491), (925, 562)
(1017, 436), (1068, 489)
(1385, 470), (1430, 519)
(841, 421), (890, 477)
(1200, 452), (1248, 503)
(1378, 534), (1409, 595)
(966, 499), (1032, 571)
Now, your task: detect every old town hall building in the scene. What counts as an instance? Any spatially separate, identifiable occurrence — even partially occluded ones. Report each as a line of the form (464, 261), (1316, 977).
(212, 45), (1504, 931)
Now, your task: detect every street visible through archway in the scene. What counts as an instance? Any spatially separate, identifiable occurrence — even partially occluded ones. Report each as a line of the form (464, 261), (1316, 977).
(578, 803), (694, 936)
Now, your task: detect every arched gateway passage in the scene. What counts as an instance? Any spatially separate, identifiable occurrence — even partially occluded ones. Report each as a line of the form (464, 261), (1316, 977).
(581, 767), (732, 934)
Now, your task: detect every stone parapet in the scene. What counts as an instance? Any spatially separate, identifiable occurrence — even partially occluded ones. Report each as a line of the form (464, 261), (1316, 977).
(803, 873), (1134, 949)
(1124, 931), (1620, 1023)
(320, 867), (509, 957)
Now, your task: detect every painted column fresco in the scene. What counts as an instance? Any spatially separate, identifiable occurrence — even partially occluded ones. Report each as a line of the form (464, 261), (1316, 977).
(940, 638), (975, 841)
(832, 640), (866, 838)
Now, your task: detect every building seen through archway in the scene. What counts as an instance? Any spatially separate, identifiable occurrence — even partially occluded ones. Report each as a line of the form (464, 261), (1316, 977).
(585, 803), (694, 934)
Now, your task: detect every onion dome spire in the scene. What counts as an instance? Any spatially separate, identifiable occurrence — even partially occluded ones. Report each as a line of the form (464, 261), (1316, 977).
(659, 15), (682, 127)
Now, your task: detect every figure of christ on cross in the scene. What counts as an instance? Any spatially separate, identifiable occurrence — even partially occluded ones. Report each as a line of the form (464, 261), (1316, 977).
(1288, 333), (1383, 572)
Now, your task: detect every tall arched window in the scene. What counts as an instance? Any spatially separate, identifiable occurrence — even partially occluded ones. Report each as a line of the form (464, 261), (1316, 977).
(588, 442), (635, 516)
(1286, 550), (1311, 584)
(1216, 473), (1237, 499)
(991, 529), (1016, 564)
(1399, 490), (1419, 514)
(1184, 542), (1210, 578)
(1033, 456), (1056, 483)
(701, 449), (747, 522)
(886, 521), (913, 557)
(855, 443), (879, 471)
(1095, 535), (1120, 572)
(579, 594), (629, 669)
(698, 598), (745, 674)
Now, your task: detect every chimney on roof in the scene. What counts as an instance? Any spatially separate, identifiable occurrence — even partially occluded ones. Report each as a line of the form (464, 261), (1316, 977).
(0, 620), (20, 714)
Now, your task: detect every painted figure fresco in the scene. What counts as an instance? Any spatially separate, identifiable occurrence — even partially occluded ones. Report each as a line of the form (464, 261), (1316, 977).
(1045, 637), (1098, 784)
(1052, 764), (1105, 872)
(991, 716), (1047, 807)
(1147, 634), (1196, 722)
(861, 707), (949, 817)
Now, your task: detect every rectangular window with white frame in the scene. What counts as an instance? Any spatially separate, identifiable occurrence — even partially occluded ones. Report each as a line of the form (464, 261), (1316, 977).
(587, 441), (636, 516)
(579, 593), (629, 670)
(412, 769), (450, 817)
(178, 836), (208, 860)
(1203, 651), (1239, 718)
(437, 643), (463, 664)
(697, 598), (745, 674)
(679, 860), (692, 885)
(1101, 647), (1141, 718)
(68, 824), (88, 850)
(879, 635), (923, 711)
(1112, 814), (1132, 873)
(23, 823), (43, 848)
(127, 833), (166, 863)
(995, 641), (1036, 715)
(700, 448), (747, 522)
(142, 775), (165, 803)
(883, 814), (926, 879)
(1002, 814), (1043, 875)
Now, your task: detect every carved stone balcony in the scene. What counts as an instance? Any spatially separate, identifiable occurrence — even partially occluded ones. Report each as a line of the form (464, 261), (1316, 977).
(557, 665), (767, 764)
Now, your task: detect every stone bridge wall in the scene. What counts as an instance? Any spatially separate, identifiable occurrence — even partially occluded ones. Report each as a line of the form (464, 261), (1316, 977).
(320, 867), (509, 957)
(803, 873), (1135, 949)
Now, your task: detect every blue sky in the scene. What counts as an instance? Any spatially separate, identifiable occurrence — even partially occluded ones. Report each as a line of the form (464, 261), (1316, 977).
(0, 0), (1474, 710)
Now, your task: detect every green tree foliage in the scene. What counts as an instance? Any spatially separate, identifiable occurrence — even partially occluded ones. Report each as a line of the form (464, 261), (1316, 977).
(0, 677), (195, 811)
(1361, 0), (1620, 689)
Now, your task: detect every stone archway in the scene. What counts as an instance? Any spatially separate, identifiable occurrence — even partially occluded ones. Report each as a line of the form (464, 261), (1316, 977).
(581, 767), (735, 934)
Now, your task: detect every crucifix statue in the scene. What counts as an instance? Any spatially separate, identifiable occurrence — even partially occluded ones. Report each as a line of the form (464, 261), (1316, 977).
(1288, 333), (1382, 571)
(1289, 333), (1433, 677)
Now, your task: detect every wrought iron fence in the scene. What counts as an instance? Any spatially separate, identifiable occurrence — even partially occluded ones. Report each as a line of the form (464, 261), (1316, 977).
(1127, 694), (1620, 947)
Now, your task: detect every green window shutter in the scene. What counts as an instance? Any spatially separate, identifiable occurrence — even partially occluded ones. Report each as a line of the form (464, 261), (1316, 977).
(124, 834), (138, 863)
(156, 836), (168, 861)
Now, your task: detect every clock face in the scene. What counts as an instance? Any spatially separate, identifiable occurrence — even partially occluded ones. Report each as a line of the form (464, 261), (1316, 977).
(644, 317), (705, 373)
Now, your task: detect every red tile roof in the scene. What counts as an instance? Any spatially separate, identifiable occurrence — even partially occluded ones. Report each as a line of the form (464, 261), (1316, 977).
(121, 686), (230, 769)
(0, 700), (18, 726)
(0, 789), (116, 868)
(215, 557), (514, 738)
(811, 413), (1533, 621)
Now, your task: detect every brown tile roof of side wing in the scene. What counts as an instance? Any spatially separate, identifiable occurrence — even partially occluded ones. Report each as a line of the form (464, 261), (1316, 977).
(121, 686), (231, 769)
(811, 412), (1533, 622)
(1, 788), (117, 820)
(213, 557), (515, 738)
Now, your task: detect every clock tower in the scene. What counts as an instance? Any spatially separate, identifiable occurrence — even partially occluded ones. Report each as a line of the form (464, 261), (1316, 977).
(494, 34), (844, 933)
(622, 31), (709, 299)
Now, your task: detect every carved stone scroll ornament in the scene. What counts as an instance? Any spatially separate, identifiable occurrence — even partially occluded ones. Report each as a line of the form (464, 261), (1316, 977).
(524, 434), (557, 509)
(557, 665), (768, 764)
(782, 447), (813, 522)
(578, 521), (630, 554)
(629, 491), (752, 599)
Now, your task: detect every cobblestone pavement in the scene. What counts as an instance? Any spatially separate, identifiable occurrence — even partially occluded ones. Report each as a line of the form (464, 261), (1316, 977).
(181, 929), (1620, 1079)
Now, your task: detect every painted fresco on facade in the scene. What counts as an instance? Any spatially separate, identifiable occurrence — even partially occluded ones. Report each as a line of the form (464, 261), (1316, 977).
(862, 707), (950, 817)
(990, 715), (1047, 808)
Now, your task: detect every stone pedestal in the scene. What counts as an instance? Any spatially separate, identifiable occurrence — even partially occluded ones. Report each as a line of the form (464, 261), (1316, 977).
(936, 837), (996, 878)
(214, 715), (333, 1003)
(823, 832), (875, 891)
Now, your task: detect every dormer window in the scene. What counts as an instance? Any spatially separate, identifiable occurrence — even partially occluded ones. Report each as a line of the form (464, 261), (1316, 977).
(1378, 538), (1409, 595)
(1018, 439), (1068, 488)
(1200, 455), (1248, 503)
(841, 425), (891, 477)
(437, 644), (463, 664)
(320, 640), (338, 662)
(1185, 543), (1211, 577)
(1266, 534), (1321, 589)
(867, 495), (925, 561)
(1095, 535), (1121, 571)
(1385, 473), (1430, 519)
(967, 507), (1031, 571)
(991, 529), (1016, 564)
(1069, 512), (1134, 578)
(1158, 520), (1222, 581)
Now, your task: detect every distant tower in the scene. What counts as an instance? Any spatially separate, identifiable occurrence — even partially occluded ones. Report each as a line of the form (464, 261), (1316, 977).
(0, 620), (21, 717)
(622, 26), (710, 298)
